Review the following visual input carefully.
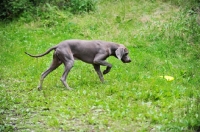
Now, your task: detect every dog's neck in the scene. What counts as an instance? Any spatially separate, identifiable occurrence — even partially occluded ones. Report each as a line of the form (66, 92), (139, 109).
(109, 44), (120, 57)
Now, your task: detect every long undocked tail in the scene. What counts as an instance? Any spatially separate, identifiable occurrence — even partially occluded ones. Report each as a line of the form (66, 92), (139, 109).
(25, 46), (57, 58)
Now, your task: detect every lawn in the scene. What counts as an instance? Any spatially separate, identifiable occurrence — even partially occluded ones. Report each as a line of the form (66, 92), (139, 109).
(0, 0), (200, 131)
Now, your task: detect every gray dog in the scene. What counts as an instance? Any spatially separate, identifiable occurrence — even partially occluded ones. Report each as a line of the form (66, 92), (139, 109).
(25, 39), (131, 90)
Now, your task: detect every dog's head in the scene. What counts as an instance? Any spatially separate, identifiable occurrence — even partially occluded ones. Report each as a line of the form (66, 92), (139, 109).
(115, 45), (131, 63)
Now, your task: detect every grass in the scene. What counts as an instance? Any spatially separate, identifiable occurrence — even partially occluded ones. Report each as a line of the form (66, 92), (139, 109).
(0, 0), (200, 131)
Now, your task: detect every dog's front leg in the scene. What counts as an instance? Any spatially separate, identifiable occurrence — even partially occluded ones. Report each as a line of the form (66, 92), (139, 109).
(93, 60), (112, 75)
(103, 66), (111, 75)
(93, 64), (104, 82)
(93, 54), (112, 77)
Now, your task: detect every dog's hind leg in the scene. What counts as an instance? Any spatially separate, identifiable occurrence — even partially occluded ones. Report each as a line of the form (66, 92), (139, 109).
(60, 60), (74, 90)
(38, 52), (62, 90)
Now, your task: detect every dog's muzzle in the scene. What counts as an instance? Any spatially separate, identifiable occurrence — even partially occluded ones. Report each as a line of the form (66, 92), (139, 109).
(122, 58), (131, 63)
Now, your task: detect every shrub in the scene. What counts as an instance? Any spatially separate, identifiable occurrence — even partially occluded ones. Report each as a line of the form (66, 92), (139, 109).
(0, 0), (97, 20)
(0, 0), (32, 20)
(67, 0), (97, 14)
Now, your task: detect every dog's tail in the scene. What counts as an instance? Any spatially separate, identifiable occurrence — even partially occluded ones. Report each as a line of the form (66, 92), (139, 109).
(25, 46), (57, 58)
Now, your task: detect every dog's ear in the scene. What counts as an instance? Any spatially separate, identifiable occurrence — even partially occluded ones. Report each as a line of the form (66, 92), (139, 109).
(115, 47), (124, 60)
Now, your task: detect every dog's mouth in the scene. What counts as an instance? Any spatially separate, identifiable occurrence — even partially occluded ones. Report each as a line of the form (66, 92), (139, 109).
(122, 59), (131, 63)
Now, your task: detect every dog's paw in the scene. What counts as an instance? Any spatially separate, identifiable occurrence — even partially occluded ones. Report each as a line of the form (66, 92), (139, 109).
(103, 70), (109, 74)
(37, 86), (42, 91)
(67, 87), (73, 90)
(103, 67), (111, 75)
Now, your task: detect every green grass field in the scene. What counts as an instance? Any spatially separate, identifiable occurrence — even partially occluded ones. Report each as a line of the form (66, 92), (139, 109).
(0, 0), (200, 131)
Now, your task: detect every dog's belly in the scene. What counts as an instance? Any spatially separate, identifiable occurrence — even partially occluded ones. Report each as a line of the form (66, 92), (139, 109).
(73, 55), (94, 64)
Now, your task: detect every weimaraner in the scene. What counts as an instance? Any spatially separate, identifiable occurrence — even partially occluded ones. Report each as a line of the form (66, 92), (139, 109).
(25, 39), (131, 90)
